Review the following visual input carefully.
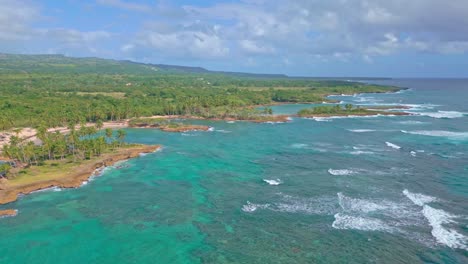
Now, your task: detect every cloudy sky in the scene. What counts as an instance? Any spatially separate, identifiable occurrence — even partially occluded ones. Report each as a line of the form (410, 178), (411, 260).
(1, 0), (468, 77)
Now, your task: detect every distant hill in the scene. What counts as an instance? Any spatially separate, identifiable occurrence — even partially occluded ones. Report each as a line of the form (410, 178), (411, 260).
(0, 53), (390, 80)
(0, 53), (288, 78)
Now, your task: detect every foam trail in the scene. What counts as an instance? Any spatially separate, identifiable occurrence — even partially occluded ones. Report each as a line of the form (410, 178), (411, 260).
(332, 213), (394, 232)
(398, 120), (427, 125)
(415, 111), (466, 119)
(328, 169), (355, 176)
(348, 129), (376, 133)
(291, 143), (308, 149)
(386, 142), (401, 149)
(403, 189), (437, 206)
(401, 130), (468, 140)
(338, 193), (388, 213)
(263, 179), (282, 186)
(422, 205), (468, 250)
(403, 189), (467, 250)
(241, 201), (269, 213)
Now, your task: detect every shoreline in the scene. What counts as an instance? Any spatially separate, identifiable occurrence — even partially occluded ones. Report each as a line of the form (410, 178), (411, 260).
(296, 111), (410, 118)
(0, 145), (160, 205)
(0, 209), (17, 218)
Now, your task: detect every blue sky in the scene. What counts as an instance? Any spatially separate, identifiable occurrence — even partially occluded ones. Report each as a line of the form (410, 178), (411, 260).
(1, 0), (468, 77)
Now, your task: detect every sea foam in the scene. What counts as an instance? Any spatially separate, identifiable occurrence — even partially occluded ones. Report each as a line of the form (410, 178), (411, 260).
(415, 111), (467, 119)
(385, 142), (401, 149)
(263, 179), (282, 185)
(328, 169), (355, 176)
(241, 201), (270, 213)
(332, 213), (394, 232)
(403, 189), (467, 250)
(401, 130), (468, 140)
(422, 205), (468, 250)
(338, 193), (388, 213)
(347, 129), (376, 133)
(403, 189), (437, 206)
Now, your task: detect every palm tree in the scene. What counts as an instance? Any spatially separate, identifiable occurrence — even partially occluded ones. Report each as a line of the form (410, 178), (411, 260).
(116, 129), (126, 146)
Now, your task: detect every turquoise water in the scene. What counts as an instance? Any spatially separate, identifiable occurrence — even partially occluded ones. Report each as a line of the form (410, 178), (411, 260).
(1, 79), (467, 263)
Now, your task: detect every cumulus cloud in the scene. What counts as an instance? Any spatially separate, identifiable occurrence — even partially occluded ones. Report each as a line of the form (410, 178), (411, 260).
(0, 0), (467, 73)
(0, 0), (39, 41)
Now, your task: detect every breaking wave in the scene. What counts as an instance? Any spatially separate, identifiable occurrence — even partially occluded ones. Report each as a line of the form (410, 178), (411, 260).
(328, 169), (356, 176)
(263, 179), (282, 185)
(385, 142), (401, 149)
(415, 111), (467, 119)
(332, 213), (394, 232)
(403, 189), (467, 250)
(401, 130), (468, 140)
(347, 129), (376, 133)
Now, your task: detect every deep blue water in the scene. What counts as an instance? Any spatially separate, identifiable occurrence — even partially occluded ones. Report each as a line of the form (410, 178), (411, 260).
(0, 79), (467, 263)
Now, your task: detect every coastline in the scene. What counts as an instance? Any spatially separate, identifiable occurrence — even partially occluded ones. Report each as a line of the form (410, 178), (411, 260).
(296, 111), (410, 118)
(0, 209), (17, 218)
(0, 145), (160, 205)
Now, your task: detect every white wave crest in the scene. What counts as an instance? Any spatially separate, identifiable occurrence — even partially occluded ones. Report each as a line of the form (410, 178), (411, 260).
(332, 213), (394, 232)
(385, 141), (401, 149)
(415, 111), (467, 119)
(328, 169), (355, 176)
(403, 189), (438, 206)
(241, 201), (270, 213)
(271, 194), (338, 215)
(401, 130), (468, 140)
(263, 179), (282, 185)
(349, 150), (375, 155)
(215, 129), (231, 133)
(398, 120), (427, 125)
(338, 193), (389, 213)
(291, 143), (308, 149)
(348, 129), (376, 133)
(422, 205), (468, 250)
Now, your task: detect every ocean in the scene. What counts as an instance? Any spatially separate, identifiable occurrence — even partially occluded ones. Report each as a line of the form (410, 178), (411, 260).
(0, 79), (467, 263)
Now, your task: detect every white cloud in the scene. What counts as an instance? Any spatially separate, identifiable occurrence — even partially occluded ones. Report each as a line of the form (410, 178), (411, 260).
(239, 40), (275, 54)
(0, 0), (39, 41)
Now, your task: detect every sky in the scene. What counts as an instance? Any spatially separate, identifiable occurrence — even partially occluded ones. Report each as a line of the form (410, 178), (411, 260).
(1, 0), (468, 77)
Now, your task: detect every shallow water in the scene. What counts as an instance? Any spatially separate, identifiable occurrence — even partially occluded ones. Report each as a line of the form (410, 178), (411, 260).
(1, 79), (467, 263)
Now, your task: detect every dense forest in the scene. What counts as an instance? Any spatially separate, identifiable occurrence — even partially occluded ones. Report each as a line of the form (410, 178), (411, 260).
(0, 54), (399, 130)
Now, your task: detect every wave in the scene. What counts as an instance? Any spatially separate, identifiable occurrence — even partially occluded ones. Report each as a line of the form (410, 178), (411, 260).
(403, 189), (467, 250)
(338, 193), (389, 213)
(347, 129), (376, 133)
(226, 121), (236, 123)
(207, 127), (215, 131)
(403, 189), (437, 206)
(385, 141), (401, 149)
(241, 201), (270, 213)
(401, 130), (468, 140)
(422, 205), (468, 250)
(271, 194), (338, 215)
(349, 150), (375, 155)
(332, 213), (394, 232)
(415, 111), (467, 119)
(215, 129), (231, 133)
(181, 133), (198, 136)
(263, 179), (282, 185)
(328, 169), (355, 176)
(397, 120), (427, 125)
(291, 143), (308, 149)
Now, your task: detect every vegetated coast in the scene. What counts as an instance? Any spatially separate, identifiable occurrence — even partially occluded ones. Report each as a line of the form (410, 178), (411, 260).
(0, 144), (160, 205)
